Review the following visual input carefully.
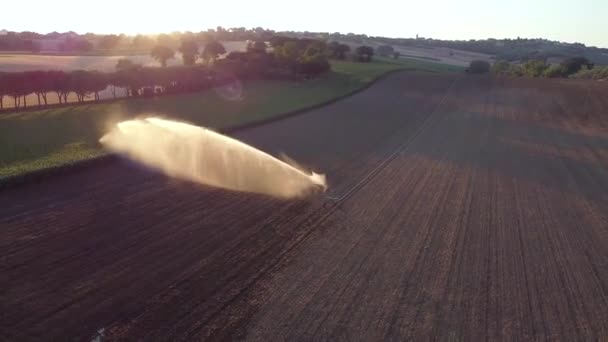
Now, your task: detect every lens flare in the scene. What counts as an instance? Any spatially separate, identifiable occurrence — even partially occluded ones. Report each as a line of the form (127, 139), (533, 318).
(214, 79), (243, 101)
(99, 118), (327, 199)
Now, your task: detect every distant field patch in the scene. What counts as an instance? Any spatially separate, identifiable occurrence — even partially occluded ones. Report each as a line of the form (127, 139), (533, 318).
(0, 41), (248, 72)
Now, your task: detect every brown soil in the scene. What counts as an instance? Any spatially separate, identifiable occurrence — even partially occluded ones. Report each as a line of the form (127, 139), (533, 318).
(1, 72), (608, 341)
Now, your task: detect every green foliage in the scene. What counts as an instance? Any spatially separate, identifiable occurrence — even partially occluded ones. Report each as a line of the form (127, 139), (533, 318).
(467, 60), (490, 74)
(337, 34), (608, 65)
(179, 39), (199, 66)
(491, 57), (600, 79)
(202, 40), (226, 64)
(543, 64), (567, 78)
(491, 60), (511, 75)
(271, 38), (332, 77)
(305, 40), (327, 56)
(328, 42), (351, 60)
(522, 60), (549, 77)
(68, 70), (107, 102)
(274, 41), (300, 73)
(59, 37), (93, 52)
(561, 56), (594, 76)
(115, 58), (140, 72)
(150, 45), (175, 67)
(509, 64), (524, 77)
(98, 34), (122, 50)
(298, 54), (331, 77)
(376, 45), (395, 57)
(570, 66), (608, 80)
(0, 58), (463, 177)
(247, 40), (267, 53)
(355, 46), (374, 62)
(132, 34), (155, 49)
(157, 34), (177, 48)
(269, 36), (292, 48)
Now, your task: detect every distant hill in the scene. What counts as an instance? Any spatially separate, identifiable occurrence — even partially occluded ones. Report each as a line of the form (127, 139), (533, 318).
(376, 37), (608, 65)
(2, 29), (606, 65)
(282, 31), (608, 66)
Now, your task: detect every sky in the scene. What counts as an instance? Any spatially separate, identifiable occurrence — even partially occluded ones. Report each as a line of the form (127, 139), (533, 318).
(3, 0), (607, 48)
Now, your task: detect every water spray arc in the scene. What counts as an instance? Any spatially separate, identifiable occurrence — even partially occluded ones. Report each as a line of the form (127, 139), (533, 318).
(100, 118), (327, 199)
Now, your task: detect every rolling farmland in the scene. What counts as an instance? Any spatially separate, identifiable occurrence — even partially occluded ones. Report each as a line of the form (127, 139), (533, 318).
(1, 71), (608, 340)
(0, 42), (248, 72)
(0, 59), (462, 178)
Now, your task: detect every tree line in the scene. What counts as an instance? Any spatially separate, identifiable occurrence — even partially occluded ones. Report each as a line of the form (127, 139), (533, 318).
(466, 57), (606, 80)
(0, 28), (278, 53)
(339, 34), (608, 66)
(5, 29), (608, 67)
(0, 37), (337, 110)
(0, 35), (391, 111)
(490, 57), (596, 78)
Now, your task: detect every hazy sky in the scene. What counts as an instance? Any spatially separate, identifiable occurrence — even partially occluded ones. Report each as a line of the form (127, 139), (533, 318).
(4, 0), (607, 47)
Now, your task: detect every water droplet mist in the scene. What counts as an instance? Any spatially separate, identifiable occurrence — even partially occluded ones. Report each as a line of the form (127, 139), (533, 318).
(99, 118), (327, 199)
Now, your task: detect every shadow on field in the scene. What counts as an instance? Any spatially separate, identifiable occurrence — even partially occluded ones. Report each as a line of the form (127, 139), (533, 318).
(404, 110), (608, 205)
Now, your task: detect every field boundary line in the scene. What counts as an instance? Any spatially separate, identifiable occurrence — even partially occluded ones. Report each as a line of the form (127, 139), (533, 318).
(0, 69), (426, 191)
(223, 69), (428, 134)
(325, 76), (460, 202)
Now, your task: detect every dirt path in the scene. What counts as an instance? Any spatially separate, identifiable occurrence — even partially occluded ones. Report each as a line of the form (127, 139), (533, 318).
(1, 72), (608, 340)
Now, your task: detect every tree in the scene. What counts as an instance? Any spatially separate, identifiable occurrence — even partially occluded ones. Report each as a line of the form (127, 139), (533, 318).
(132, 34), (155, 49)
(354, 46), (374, 62)
(69, 70), (92, 103)
(107, 72), (123, 98)
(522, 60), (548, 77)
(118, 67), (145, 97)
(156, 34), (176, 48)
(99, 34), (121, 50)
(116, 58), (139, 72)
(491, 60), (511, 75)
(303, 41), (327, 57)
(570, 66), (608, 80)
(509, 64), (524, 77)
(23, 40), (41, 53)
(5, 73), (21, 108)
(5, 73), (31, 109)
(179, 39), (199, 66)
(269, 36), (291, 48)
(308, 41), (327, 55)
(274, 41), (300, 75)
(202, 40), (226, 65)
(28, 71), (52, 106)
(544, 64), (567, 78)
(20, 73), (35, 108)
(87, 71), (108, 101)
(59, 37), (93, 52)
(47, 71), (70, 104)
(150, 45), (174, 67)
(376, 45), (395, 57)
(247, 40), (267, 53)
(561, 57), (594, 76)
(328, 42), (350, 60)
(467, 60), (491, 74)
(0, 74), (7, 109)
(298, 54), (331, 77)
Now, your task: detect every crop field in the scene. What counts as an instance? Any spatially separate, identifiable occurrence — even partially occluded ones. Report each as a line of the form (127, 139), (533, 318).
(0, 42), (248, 72)
(1, 71), (608, 340)
(339, 40), (494, 66)
(0, 58), (462, 178)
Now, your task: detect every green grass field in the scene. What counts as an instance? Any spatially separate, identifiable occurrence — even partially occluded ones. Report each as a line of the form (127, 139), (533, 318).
(0, 58), (463, 178)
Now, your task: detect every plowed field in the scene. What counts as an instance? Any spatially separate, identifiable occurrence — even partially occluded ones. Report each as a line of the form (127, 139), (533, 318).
(2, 72), (608, 340)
